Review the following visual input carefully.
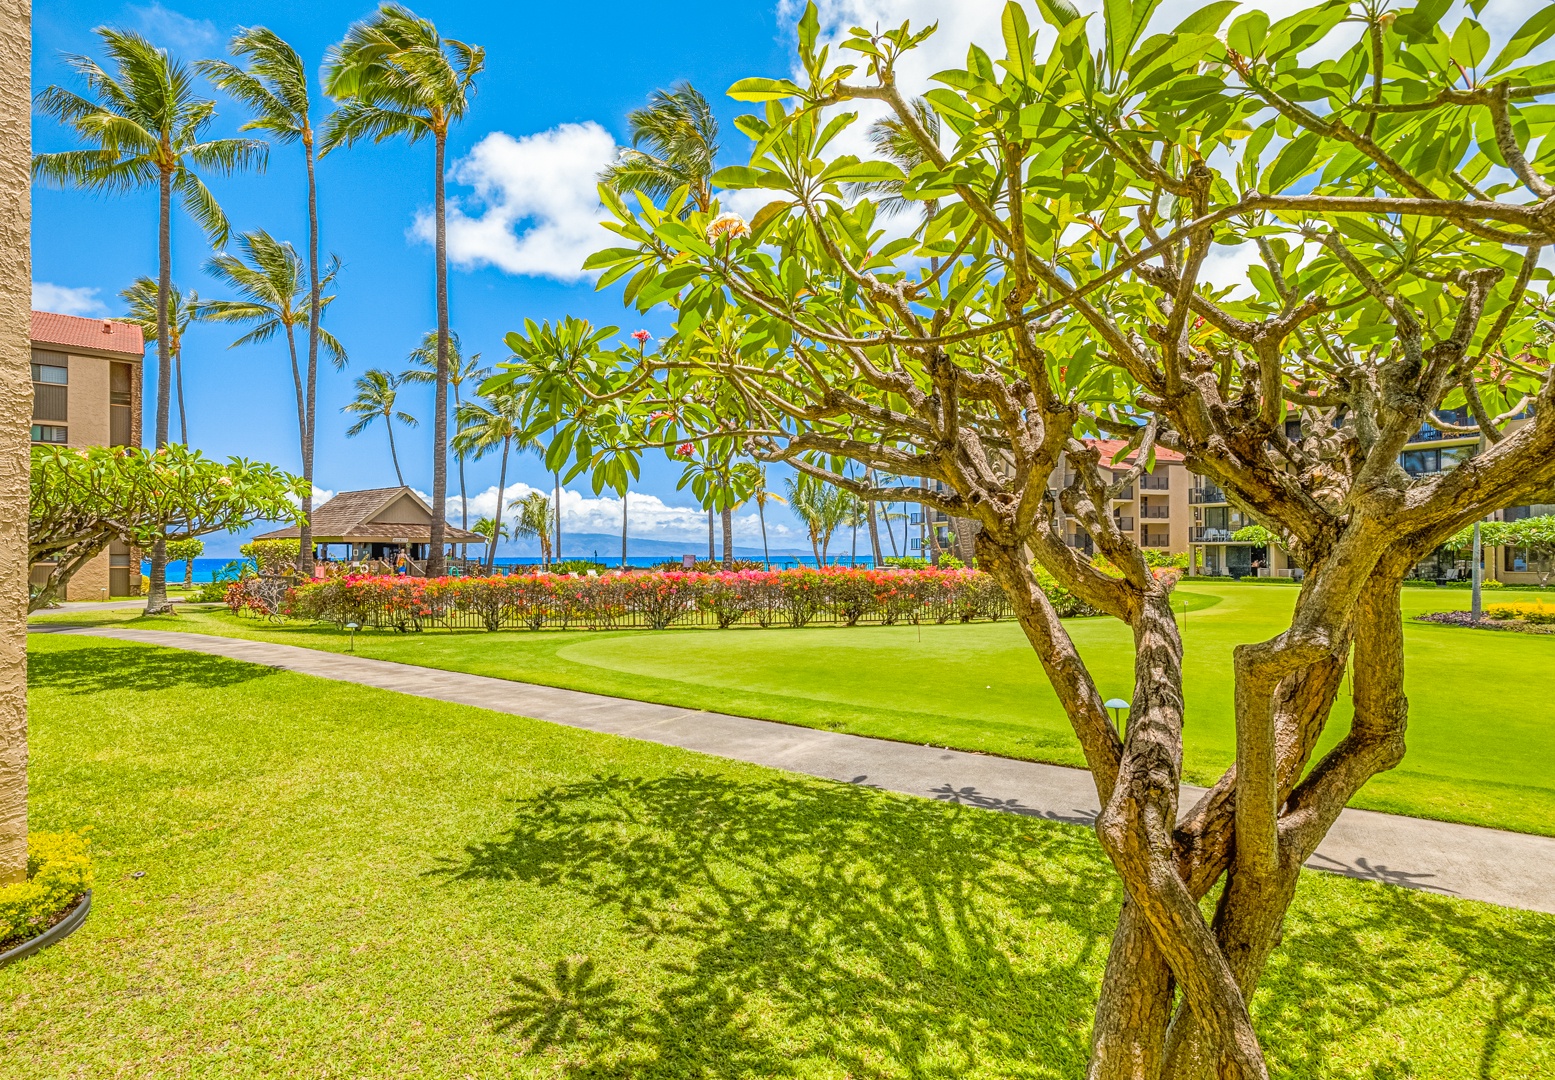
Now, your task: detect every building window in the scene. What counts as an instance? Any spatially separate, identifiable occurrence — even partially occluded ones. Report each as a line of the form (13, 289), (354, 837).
(31, 351), (68, 425)
(1505, 547), (1553, 575)
(31, 424), (68, 444)
(1505, 503), (1555, 521)
(1402, 443), (1476, 476)
(110, 361), (134, 446)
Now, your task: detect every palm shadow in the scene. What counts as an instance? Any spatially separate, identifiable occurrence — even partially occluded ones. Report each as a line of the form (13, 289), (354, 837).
(438, 770), (1122, 1078)
(28, 641), (277, 694)
(441, 770), (1555, 1078)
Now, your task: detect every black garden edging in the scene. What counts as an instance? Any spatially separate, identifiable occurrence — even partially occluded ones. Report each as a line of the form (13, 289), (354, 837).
(0, 890), (91, 970)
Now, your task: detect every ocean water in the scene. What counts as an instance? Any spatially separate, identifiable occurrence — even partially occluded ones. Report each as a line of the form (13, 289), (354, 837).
(150, 554), (887, 583)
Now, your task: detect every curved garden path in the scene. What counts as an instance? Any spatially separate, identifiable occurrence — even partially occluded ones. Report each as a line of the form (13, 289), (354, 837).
(42, 625), (1555, 915)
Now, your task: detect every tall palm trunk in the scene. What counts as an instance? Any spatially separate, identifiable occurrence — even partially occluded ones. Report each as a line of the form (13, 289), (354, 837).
(721, 507), (733, 569)
(851, 513), (858, 567)
(553, 470), (561, 564)
(300, 133), (321, 577)
(886, 502), (900, 557)
(386, 415), (405, 486)
(283, 323), (307, 475)
(427, 128), (450, 577)
(620, 489), (627, 568)
(145, 167), (174, 615)
(174, 349), (187, 444)
(758, 502), (771, 570)
(707, 508), (714, 561)
(486, 435), (509, 572)
(183, 558), (195, 589)
(866, 469), (882, 565)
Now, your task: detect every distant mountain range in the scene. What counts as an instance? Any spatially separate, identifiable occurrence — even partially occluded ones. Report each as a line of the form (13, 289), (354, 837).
(202, 527), (815, 561)
(505, 532), (812, 560)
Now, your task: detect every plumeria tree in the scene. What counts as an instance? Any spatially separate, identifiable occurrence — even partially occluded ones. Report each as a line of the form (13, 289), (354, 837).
(29, 445), (305, 612)
(506, 2), (1555, 1075)
(34, 29), (267, 614)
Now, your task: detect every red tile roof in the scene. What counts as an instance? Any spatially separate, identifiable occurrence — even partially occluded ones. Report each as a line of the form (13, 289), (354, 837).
(31, 310), (144, 358)
(1087, 438), (1185, 465)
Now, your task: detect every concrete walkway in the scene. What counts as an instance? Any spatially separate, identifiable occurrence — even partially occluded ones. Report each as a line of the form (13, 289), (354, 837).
(36, 598), (187, 614)
(41, 625), (1555, 915)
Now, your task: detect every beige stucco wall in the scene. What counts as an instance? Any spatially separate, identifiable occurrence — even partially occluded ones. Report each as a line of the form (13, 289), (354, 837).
(64, 351), (111, 446)
(1, 0), (33, 883)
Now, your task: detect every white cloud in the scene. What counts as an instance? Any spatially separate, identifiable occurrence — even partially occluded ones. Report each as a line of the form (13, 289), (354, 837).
(129, 3), (217, 50)
(424, 122), (620, 281)
(453, 480), (800, 544)
(32, 281), (107, 316)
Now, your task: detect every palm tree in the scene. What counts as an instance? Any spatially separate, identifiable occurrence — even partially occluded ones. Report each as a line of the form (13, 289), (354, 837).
(864, 468), (884, 565)
(343, 369), (417, 485)
(199, 231), (345, 476)
(852, 97), (942, 221)
(471, 516), (509, 568)
(34, 28), (267, 614)
(404, 330), (488, 537)
(785, 472), (850, 567)
(199, 27), (332, 576)
(452, 386), (523, 572)
(510, 492), (555, 569)
(600, 82), (719, 215)
(323, 4), (484, 578)
(748, 467), (786, 570)
(120, 277), (199, 445)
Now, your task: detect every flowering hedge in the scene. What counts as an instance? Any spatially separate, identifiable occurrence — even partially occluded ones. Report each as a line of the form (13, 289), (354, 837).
(271, 567), (1015, 632)
(0, 831), (93, 948)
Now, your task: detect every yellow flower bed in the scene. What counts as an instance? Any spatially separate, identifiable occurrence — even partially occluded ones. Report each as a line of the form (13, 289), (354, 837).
(0, 831), (93, 945)
(1486, 601), (1555, 625)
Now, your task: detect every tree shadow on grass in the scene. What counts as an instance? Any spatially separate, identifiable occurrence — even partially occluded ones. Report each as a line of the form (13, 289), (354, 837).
(1259, 876), (1555, 1078)
(438, 770), (1122, 1079)
(441, 770), (1555, 1079)
(28, 641), (278, 695)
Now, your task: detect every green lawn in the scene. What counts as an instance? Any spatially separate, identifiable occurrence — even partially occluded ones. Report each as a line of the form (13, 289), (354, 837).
(5, 633), (1552, 1078)
(32, 581), (1555, 836)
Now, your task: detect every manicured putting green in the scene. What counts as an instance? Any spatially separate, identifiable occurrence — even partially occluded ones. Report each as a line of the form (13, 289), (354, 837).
(32, 581), (1555, 835)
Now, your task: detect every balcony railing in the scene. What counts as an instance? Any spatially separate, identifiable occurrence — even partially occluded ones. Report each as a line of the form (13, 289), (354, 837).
(1189, 485), (1227, 504)
(1140, 473), (1170, 490)
(1191, 527), (1239, 543)
(1141, 531), (1171, 548)
(1111, 485), (1135, 500)
(1113, 516), (1135, 531)
(1141, 506), (1171, 520)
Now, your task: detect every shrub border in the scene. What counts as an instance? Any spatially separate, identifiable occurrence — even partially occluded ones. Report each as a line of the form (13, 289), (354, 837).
(0, 888), (92, 970)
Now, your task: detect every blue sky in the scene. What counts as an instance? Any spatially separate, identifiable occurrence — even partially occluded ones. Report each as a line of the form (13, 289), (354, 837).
(32, 1), (1551, 556)
(32, 0), (809, 555)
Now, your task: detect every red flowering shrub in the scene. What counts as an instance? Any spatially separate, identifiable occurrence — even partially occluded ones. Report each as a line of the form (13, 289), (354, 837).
(282, 566), (1019, 632)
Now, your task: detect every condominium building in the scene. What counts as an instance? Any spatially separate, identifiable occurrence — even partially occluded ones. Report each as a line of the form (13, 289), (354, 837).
(29, 310), (145, 599)
(1190, 408), (1551, 581)
(1054, 440), (1193, 560)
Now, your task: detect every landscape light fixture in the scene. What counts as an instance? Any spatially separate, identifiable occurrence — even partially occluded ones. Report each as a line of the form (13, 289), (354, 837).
(346, 622), (359, 652)
(1104, 697), (1131, 737)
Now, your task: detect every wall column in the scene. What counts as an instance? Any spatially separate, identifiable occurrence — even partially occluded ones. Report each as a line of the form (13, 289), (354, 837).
(0, 0), (34, 884)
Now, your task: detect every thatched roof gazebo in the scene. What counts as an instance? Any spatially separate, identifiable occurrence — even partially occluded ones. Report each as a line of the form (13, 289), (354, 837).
(253, 486), (484, 572)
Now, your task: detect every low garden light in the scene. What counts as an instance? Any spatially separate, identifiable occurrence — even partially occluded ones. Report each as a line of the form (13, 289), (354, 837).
(1104, 698), (1130, 737)
(346, 622), (359, 652)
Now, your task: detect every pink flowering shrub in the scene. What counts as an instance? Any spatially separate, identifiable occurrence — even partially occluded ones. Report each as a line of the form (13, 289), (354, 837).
(283, 566), (1019, 633)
